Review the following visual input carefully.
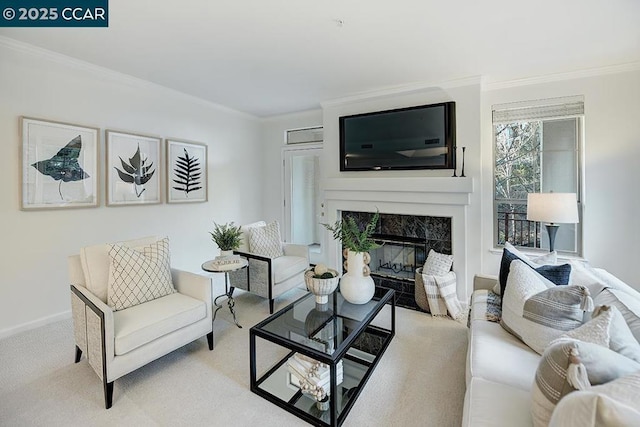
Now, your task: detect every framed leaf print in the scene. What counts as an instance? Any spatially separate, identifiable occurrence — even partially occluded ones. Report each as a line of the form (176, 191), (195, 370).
(106, 130), (161, 206)
(21, 117), (99, 210)
(166, 139), (208, 203)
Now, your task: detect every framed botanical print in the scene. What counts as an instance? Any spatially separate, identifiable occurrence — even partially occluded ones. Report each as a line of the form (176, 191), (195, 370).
(21, 117), (99, 210)
(166, 139), (208, 203)
(106, 130), (161, 206)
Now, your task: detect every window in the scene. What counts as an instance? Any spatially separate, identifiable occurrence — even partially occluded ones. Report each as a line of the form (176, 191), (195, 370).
(286, 126), (323, 144)
(493, 97), (583, 254)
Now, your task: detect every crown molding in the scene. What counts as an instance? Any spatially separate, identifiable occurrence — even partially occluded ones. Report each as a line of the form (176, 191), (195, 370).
(483, 61), (640, 92)
(0, 36), (257, 120)
(321, 76), (482, 109)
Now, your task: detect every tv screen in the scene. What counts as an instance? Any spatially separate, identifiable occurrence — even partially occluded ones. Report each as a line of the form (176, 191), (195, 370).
(339, 102), (456, 171)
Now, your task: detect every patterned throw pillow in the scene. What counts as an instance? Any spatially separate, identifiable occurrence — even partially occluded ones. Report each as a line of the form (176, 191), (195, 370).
(501, 260), (590, 354)
(498, 247), (571, 301)
(422, 249), (453, 276)
(530, 339), (640, 427)
(107, 237), (176, 311)
(249, 221), (284, 259)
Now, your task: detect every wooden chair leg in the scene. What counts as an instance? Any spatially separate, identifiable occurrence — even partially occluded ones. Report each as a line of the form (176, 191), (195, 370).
(207, 331), (214, 350)
(74, 346), (83, 363)
(104, 381), (114, 409)
(269, 299), (274, 314)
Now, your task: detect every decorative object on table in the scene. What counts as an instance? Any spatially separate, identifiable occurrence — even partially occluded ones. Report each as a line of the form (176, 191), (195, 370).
(286, 353), (343, 409)
(106, 130), (161, 206)
(166, 138), (207, 203)
(20, 117), (99, 210)
(304, 264), (340, 304)
(526, 192), (579, 252)
(323, 210), (380, 304)
(460, 146), (466, 177)
(209, 221), (243, 257)
(304, 301), (336, 354)
(451, 145), (457, 177)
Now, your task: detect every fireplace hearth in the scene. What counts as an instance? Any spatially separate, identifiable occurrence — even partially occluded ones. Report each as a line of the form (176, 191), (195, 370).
(341, 211), (452, 310)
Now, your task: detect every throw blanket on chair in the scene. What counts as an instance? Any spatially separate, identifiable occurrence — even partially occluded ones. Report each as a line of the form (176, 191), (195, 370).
(422, 271), (464, 320)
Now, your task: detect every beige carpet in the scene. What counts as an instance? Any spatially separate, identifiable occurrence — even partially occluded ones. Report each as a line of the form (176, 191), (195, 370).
(0, 286), (468, 426)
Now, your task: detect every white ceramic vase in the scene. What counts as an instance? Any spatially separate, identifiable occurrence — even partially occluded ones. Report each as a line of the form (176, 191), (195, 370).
(219, 250), (234, 257)
(340, 250), (375, 304)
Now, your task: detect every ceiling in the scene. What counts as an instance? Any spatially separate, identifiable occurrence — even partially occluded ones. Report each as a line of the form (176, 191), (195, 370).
(1, 0), (639, 117)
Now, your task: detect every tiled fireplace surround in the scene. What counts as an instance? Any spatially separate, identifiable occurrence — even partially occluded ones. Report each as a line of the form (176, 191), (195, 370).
(323, 176), (474, 306)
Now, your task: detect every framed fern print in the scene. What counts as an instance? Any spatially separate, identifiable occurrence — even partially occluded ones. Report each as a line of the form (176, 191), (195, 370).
(166, 139), (208, 203)
(106, 130), (161, 206)
(21, 117), (99, 210)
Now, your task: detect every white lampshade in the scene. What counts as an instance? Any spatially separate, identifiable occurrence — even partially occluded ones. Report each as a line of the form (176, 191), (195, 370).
(527, 193), (579, 224)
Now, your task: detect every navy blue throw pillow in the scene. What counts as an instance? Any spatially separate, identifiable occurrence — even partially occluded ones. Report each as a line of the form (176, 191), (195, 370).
(499, 248), (572, 304)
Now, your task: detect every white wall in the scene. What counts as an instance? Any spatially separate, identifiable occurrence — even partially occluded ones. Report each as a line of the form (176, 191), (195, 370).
(481, 70), (640, 286)
(0, 41), (263, 335)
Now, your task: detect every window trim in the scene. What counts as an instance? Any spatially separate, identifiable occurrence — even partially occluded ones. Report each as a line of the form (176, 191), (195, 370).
(492, 99), (584, 256)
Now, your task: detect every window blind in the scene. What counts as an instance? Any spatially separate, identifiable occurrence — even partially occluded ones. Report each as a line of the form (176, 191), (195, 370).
(286, 126), (323, 144)
(492, 98), (584, 124)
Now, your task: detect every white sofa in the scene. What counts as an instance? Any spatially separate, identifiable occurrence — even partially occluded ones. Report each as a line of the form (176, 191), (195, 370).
(462, 271), (640, 426)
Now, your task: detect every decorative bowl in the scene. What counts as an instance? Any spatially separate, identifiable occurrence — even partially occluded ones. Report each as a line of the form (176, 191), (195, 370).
(304, 269), (340, 304)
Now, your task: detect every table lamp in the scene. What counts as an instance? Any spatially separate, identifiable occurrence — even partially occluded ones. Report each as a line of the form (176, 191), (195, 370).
(526, 192), (579, 252)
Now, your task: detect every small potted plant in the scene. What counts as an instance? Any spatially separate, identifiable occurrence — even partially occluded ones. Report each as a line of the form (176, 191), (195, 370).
(322, 210), (380, 304)
(209, 222), (242, 257)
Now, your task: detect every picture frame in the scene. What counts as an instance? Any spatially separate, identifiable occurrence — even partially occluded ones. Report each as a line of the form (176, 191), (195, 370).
(165, 139), (208, 203)
(106, 130), (161, 206)
(21, 117), (100, 210)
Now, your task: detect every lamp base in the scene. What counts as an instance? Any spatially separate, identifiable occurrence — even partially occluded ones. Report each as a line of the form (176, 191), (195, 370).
(545, 224), (559, 252)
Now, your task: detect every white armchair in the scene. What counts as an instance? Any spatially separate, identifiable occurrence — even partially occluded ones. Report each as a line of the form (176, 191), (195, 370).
(229, 221), (309, 313)
(69, 236), (213, 408)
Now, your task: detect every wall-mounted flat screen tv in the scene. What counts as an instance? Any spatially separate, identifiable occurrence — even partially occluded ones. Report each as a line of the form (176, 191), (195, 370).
(339, 101), (456, 171)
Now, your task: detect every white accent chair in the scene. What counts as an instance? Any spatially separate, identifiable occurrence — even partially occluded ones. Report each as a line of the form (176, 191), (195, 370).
(229, 221), (309, 313)
(68, 236), (213, 409)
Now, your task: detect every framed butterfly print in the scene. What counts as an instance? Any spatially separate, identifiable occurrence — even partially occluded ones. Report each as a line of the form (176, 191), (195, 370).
(21, 117), (100, 210)
(106, 130), (161, 206)
(166, 139), (208, 203)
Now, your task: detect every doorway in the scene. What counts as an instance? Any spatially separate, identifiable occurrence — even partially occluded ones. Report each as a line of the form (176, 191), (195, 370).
(282, 145), (324, 265)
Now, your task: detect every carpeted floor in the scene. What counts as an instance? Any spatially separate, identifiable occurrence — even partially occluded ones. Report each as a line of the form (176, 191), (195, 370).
(0, 285), (468, 426)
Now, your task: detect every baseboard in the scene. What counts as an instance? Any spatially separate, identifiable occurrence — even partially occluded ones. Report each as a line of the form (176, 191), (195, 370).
(0, 310), (71, 340)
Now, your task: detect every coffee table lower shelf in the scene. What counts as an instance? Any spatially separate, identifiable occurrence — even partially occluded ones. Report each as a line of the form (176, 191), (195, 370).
(250, 325), (393, 427)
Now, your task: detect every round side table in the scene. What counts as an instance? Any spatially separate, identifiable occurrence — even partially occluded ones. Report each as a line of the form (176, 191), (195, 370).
(202, 258), (248, 329)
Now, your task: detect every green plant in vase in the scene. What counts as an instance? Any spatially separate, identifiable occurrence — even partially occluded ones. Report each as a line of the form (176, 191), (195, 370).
(209, 222), (242, 254)
(322, 210), (380, 304)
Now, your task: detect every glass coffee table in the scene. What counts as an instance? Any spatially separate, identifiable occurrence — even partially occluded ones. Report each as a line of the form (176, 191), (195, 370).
(250, 289), (395, 426)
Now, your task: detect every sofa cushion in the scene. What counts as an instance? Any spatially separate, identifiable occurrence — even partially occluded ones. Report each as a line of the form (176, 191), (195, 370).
(549, 371), (640, 427)
(468, 317), (540, 391)
(462, 377), (533, 427)
(594, 288), (640, 343)
(113, 292), (206, 355)
(422, 249), (453, 276)
(108, 237), (176, 311)
(497, 243), (559, 297)
(249, 221), (284, 258)
(530, 339), (640, 427)
(501, 260), (588, 354)
(272, 255), (308, 283)
(80, 236), (162, 303)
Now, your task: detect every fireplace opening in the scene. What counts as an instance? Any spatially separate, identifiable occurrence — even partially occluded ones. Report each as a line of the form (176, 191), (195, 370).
(340, 211), (452, 310)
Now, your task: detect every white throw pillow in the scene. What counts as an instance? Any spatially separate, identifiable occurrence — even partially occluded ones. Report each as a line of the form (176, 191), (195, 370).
(594, 288), (640, 344)
(549, 371), (640, 427)
(501, 260), (589, 354)
(249, 221), (284, 259)
(107, 237), (176, 311)
(422, 249), (453, 276)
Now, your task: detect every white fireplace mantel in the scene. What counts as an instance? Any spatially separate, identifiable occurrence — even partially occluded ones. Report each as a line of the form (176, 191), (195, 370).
(322, 176), (475, 302)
